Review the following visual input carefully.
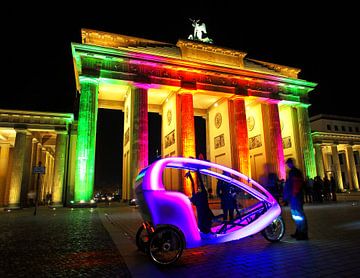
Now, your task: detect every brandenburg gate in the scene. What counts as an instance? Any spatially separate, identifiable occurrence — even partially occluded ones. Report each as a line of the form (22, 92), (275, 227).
(71, 29), (317, 203)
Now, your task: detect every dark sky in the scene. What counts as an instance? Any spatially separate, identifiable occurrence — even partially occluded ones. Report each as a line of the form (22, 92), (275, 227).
(3, 3), (358, 189)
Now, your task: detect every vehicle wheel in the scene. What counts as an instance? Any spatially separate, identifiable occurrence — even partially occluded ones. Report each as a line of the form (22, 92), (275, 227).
(136, 224), (151, 253)
(261, 216), (285, 242)
(149, 227), (184, 265)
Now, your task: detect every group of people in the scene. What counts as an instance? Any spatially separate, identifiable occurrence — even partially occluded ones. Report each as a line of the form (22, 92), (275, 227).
(304, 175), (337, 203)
(185, 156), (310, 241)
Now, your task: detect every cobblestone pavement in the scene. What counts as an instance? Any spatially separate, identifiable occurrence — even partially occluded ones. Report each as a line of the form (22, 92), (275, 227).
(0, 206), (131, 278)
(99, 200), (360, 278)
(1, 201), (360, 278)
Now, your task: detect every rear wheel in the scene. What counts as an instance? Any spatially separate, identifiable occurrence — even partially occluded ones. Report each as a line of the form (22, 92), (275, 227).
(149, 227), (184, 265)
(261, 216), (285, 242)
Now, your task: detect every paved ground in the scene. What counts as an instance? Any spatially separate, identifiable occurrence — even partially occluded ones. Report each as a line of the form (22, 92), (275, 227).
(1, 200), (360, 277)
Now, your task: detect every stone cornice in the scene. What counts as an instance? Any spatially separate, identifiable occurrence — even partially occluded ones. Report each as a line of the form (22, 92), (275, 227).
(177, 39), (247, 68)
(248, 59), (301, 79)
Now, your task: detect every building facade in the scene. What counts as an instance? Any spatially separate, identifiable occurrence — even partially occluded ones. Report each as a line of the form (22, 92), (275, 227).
(0, 110), (74, 208)
(311, 114), (360, 191)
(71, 29), (317, 202)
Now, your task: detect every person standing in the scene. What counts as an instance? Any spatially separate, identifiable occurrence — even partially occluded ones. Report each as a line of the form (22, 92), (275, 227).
(283, 158), (309, 240)
(216, 171), (236, 222)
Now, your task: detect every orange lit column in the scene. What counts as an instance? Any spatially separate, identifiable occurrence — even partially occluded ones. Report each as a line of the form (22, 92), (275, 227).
(262, 103), (286, 180)
(179, 93), (196, 196)
(331, 145), (344, 191)
(129, 86), (148, 199)
(0, 143), (11, 207)
(229, 98), (249, 177)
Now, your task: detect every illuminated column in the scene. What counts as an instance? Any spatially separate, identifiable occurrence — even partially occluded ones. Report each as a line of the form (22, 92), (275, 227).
(28, 139), (38, 192)
(345, 145), (359, 190)
(75, 77), (99, 202)
(314, 144), (325, 178)
(128, 86), (148, 199)
(0, 143), (11, 207)
(331, 145), (344, 191)
(8, 129), (32, 208)
(262, 103), (286, 180)
(40, 148), (47, 201)
(297, 106), (317, 178)
(52, 131), (68, 205)
(229, 98), (249, 177)
(179, 93), (196, 196)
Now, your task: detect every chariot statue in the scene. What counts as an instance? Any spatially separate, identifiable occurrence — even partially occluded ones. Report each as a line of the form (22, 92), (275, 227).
(188, 19), (213, 44)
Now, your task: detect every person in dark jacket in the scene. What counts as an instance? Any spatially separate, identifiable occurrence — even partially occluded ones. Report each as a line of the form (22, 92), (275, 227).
(283, 158), (309, 240)
(186, 170), (214, 234)
(216, 171), (237, 222)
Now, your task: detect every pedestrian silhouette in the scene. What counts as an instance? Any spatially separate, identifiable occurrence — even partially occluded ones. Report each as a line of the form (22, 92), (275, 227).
(216, 171), (237, 222)
(283, 158), (309, 240)
(186, 170), (214, 234)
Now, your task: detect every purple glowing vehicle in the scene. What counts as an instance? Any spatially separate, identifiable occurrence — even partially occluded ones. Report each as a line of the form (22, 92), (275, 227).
(135, 157), (285, 265)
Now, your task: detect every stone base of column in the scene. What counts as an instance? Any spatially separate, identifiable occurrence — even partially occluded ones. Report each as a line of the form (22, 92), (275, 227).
(3, 204), (22, 211)
(67, 201), (97, 208)
(48, 202), (64, 208)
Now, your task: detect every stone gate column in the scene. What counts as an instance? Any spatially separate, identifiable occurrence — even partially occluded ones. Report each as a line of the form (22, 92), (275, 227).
(331, 145), (344, 191)
(179, 93), (196, 196)
(297, 106), (317, 178)
(345, 145), (359, 190)
(8, 128), (32, 208)
(122, 85), (148, 200)
(0, 143), (11, 207)
(314, 144), (325, 178)
(75, 77), (99, 202)
(262, 102), (286, 180)
(52, 131), (68, 206)
(229, 98), (249, 177)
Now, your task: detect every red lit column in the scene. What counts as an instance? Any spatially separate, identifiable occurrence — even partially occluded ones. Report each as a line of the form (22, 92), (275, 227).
(229, 98), (250, 177)
(179, 93), (196, 196)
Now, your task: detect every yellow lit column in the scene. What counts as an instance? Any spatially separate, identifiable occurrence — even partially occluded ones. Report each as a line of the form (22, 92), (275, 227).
(123, 86), (148, 200)
(314, 144), (325, 178)
(28, 139), (38, 192)
(229, 98), (250, 177)
(0, 143), (11, 207)
(179, 93), (196, 196)
(40, 147), (47, 202)
(331, 145), (344, 191)
(345, 145), (359, 191)
(262, 102), (286, 180)
(8, 129), (32, 208)
(297, 106), (317, 178)
(52, 131), (68, 205)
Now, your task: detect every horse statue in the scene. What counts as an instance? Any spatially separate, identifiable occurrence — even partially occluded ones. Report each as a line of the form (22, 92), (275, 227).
(188, 19), (213, 43)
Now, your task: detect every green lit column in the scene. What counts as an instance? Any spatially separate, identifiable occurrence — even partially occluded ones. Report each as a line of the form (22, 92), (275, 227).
(74, 77), (99, 202)
(297, 106), (317, 178)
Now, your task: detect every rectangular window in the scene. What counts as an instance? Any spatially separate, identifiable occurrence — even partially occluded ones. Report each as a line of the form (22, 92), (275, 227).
(354, 151), (359, 165)
(355, 127), (359, 132)
(349, 127), (353, 132)
(338, 153), (344, 165)
(342, 126), (346, 131)
(334, 125), (338, 131)
(327, 124), (331, 130)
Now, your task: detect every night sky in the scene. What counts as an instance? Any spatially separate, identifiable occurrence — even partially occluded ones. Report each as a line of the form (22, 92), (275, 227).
(3, 3), (358, 190)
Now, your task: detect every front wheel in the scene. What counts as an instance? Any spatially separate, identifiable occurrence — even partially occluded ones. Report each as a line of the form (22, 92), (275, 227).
(149, 227), (184, 265)
(261, 216), (285, 242)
